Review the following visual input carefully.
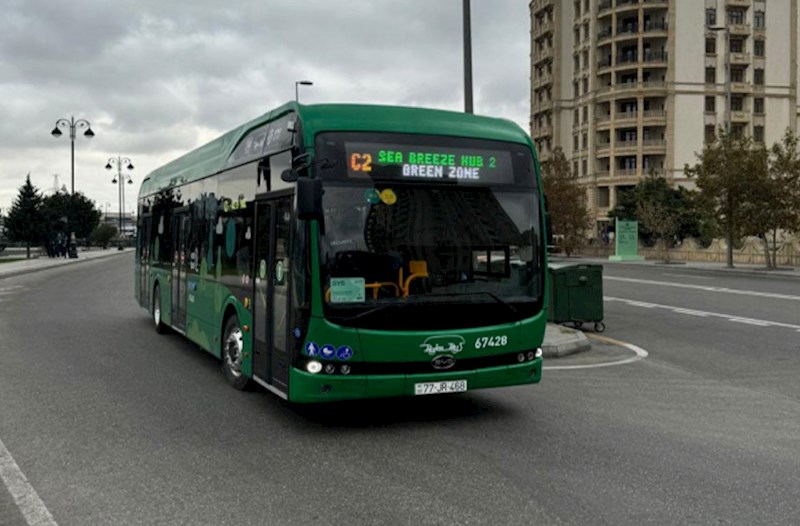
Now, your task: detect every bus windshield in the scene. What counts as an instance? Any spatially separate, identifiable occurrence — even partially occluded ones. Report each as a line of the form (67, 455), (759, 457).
(315, 132), (544, 330)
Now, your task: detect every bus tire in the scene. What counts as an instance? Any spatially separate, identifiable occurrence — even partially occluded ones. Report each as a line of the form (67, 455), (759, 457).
(153, 284), (168, 334)
(221, 314), (250, 390)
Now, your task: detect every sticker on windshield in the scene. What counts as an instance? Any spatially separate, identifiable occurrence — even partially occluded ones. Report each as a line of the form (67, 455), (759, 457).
(364, 188), (381, 204)
(330, 277), (365, 303)
(380, 189), (397, 205)
(259, 259), (267, 280)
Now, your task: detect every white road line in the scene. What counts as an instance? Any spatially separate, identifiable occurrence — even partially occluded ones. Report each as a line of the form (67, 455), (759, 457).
(0, 437), (57, 526)
(605, 296), (800, 332)
(605, 276), (800, 302)
(661, 273), (712, 280)
(545, 334), (648, 370)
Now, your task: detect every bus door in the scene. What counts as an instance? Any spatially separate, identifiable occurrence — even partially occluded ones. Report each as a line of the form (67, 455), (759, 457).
(252, 196), (293, 392)
(171, 212), (190, 332)
(138, 215), (151, 307)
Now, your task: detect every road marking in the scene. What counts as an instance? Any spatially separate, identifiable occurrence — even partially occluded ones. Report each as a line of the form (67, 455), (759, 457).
(605, 296), (800, 332)
(661, 273), (712, 280)
(605, 276), (800, 302)
(544, 334), (648, 370)
(0, 437), (57, 526)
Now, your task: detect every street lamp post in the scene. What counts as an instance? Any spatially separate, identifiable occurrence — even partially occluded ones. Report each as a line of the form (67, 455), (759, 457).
(463, 0), (473, 114)
(295, 80), (313, 102)
(51, 116), (95, 195)
(106, 156), (134, 248)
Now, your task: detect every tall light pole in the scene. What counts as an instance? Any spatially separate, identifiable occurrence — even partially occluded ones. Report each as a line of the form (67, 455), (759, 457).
(709, 24), (733, 268)
(295, 80), (313, 102)
(51, 116), (95, 195)
(106, 156), (134, 247)
(463, 0), (474, 114)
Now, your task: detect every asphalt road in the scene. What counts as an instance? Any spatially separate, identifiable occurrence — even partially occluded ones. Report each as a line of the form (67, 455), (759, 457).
(1, 256), (799, 525)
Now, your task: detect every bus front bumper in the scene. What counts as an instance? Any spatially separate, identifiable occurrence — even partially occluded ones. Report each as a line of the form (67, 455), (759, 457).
(287, 358), (542, 403)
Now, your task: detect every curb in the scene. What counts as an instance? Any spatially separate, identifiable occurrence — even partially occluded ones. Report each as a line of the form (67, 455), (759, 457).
(541, 323), (591, 358)
(0, 249), (132, 280)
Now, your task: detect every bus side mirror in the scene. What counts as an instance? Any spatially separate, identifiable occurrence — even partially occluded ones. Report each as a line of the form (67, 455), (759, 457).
(297, 177), (323, 221)
(281, 168), (298, 182)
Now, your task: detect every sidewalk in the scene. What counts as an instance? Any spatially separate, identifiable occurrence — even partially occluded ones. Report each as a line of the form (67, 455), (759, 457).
(0, 247), (132, 280)
(551, 255), (800, 280)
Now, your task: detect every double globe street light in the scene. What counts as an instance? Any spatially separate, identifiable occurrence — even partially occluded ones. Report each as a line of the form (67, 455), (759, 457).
(51, 116), (95, 195)
(105, 156), (134, 246)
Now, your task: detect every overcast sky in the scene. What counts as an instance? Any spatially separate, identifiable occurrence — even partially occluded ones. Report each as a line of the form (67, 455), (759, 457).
(0, 0), (531, 216)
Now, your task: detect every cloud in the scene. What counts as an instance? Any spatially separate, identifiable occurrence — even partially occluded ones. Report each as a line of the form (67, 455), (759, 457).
(0, 0), (530, 213)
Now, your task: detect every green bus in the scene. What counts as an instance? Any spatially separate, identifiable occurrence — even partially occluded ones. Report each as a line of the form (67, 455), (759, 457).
(136, 102), (547, 403)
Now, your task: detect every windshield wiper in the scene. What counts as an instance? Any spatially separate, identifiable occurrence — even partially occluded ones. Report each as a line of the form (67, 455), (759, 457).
(423, 292), (518, 315)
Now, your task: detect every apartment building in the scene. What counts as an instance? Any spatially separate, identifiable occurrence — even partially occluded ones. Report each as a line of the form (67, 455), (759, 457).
(530, 0), (798, 236)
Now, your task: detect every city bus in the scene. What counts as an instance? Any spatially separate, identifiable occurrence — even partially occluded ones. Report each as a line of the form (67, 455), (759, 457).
(135, 102), (547, 403)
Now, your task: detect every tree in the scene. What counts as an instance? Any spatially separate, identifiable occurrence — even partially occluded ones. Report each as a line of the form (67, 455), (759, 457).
(749, 129), (800, 269)
(90, 223), (118, 249)
(685, 129), (766, 268)
(541, 147), (591, 256)
(40, 191), (102, 243)
(5, 175), (44, 258)
(609, 172), (711, 257)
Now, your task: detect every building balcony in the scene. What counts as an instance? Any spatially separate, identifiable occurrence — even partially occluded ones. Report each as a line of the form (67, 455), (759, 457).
(615, 140), (639, 151)
(643, 20), (669, 34)
(642, 110), (667, 122)
(534, 73), (553, 89)
(641, 80), (668, 92)
(615, 0), (641, 14)
(534, 99), (553, 113)
(643, 50), (668, 64)
(615, 24), (639, 40)
(533, 125), (552, 137)
(642, 140), (667, 152)
(597, 142), (612, 155)
(615, 111), (638, 124)
(730, 110), (750, 122)
(531, 0), (553, 15)
(725, 0), (750, 6)
(614, 168), (640, 177)
(598, 1), (613, 15)
(730, 81), (752, 93)
(729, 52), (751, 65)
(598, 27), (614, 43)
(535, 20), (554, 36)
(728, 23), (751, 36)
(642, 0), (669, 5)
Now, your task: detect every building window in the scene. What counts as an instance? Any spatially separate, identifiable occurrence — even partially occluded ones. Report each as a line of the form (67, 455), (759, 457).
(754, 97), (764, 114)
(574, 109), (580, 125)
(582, 106), (589, 123)
(706, 37), (716, 54)
(574, 134), (579, 150)
(754, 10), (765, 29)
(705, 96), (716, 112)
(705, 125), (716, 144)
(754, 126), (764, 143)
(730, 38), (744, 53)
(754, 39), (765, 57)
(597, 187), (610, 208)
(705, 67), (716, 84)
(731, 68), (745, 83)
(582, 159), (588, 176)
(574, 55), (580, 71)
(575, 0), (581, 17)
(574, 161), (579, 176)
(729, 9), (745, 25)
(706, 8), (716, 26)
(731, 95), (743, 112)
(583, 78), (589, 94)
(731, 124), (745, 139)
(582, 132), (588, 149)
(754, 69), (765, 85)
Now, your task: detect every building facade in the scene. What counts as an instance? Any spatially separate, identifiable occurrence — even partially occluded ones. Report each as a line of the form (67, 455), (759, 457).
(530, 0), (798, 237)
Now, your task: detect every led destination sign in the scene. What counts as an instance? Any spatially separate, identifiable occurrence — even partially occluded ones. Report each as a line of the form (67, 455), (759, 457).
(344, 142), (514, 184)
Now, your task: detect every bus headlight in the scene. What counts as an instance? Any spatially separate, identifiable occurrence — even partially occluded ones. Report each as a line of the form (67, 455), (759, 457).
(306, 361), (322, 374)
(535, 348), (543, 359)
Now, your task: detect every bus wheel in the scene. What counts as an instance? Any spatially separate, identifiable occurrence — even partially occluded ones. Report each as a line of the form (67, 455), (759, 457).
(222, 315), (250, 390)
(153, 284), (168, 334)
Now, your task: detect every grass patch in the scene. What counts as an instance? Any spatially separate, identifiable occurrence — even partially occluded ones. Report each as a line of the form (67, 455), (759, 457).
(0, 257), (28, 264)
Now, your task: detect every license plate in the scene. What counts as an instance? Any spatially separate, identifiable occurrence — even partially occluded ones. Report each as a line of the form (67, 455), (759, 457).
(414, 379), (468, 396)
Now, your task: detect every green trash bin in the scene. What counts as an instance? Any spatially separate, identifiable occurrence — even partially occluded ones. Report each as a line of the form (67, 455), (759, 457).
(548, 263), (605, 332)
